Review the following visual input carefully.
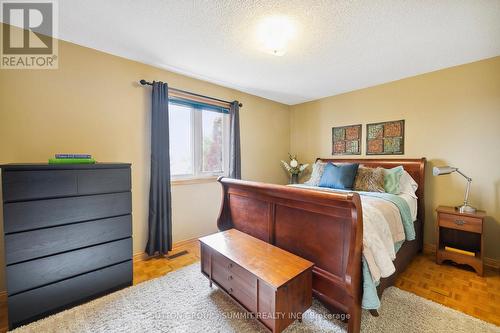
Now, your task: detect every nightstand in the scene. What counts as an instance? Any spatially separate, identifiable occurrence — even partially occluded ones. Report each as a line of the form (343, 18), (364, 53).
(436, 206), (486, 276)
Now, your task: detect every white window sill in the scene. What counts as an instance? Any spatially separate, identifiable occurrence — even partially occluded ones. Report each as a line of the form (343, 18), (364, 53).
(171, 176), (221, 186)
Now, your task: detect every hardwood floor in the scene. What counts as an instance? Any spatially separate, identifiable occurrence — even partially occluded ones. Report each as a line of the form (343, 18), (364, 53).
(396, 252), (500, 326)
(0, 239), (496, 331)
(0, 292), (7, 333)
(133, 239), (500, 327)
(133, 239), (201, 285)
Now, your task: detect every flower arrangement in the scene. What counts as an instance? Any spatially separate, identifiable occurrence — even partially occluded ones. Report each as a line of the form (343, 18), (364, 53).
(281, 154), (308, 184)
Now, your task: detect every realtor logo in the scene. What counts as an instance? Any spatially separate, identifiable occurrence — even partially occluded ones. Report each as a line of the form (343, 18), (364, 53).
(1, 0), (58, 69)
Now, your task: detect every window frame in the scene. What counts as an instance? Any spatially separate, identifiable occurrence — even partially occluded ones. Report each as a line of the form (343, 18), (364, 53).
(169, 98), (230, 181)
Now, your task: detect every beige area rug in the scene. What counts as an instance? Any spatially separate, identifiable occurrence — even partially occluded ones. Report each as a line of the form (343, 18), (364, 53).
(13, 263), (499, 333)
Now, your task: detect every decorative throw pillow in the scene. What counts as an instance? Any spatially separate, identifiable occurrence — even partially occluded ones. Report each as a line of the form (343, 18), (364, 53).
(319, 163), (359, 190)
(383, 166), (404, 194)
(304, 161), (326, 186)
(353, 167), (385, 192)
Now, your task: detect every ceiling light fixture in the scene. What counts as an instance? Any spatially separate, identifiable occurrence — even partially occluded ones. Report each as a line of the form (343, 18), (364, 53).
(256, 15), (296, 56)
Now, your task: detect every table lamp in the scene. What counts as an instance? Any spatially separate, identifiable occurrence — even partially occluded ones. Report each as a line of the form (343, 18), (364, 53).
(433, 166), (476, 213)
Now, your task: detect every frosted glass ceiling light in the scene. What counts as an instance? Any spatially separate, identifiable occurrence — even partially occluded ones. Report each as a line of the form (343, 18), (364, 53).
(256, 16), (296, 56)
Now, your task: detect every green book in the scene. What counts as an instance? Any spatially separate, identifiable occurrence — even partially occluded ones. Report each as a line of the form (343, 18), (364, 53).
(48, 158), (96, 164)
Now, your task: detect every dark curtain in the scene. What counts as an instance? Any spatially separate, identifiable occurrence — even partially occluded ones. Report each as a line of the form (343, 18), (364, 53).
(229, 101), (241, 179)
(146, 81), (172, 255)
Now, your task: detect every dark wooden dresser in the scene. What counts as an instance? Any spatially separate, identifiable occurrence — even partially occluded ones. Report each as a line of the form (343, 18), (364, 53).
(199, 229), (314, 333)
(0, 163), (133, 329)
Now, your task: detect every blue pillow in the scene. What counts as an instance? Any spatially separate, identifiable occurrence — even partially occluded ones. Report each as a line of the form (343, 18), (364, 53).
(319, 163), (360, 190)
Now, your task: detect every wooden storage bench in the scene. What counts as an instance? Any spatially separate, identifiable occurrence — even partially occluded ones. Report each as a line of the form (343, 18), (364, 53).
(199, 229), (314, 333)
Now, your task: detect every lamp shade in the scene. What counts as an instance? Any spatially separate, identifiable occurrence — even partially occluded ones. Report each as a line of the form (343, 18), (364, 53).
(433, 166), (458, 176)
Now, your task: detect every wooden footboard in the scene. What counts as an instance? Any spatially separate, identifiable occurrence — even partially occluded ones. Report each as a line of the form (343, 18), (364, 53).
(217, 178), (364, 333)
(217, 158), (425, 333)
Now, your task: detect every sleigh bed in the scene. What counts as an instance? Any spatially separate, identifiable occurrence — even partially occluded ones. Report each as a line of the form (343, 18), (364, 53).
(216, 158), (426, 333)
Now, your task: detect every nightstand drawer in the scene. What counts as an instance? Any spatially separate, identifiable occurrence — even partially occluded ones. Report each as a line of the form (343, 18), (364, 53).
(439, 213), (482, 233)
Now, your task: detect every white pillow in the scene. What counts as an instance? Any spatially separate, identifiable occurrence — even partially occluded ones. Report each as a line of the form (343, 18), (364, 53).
(304, 161), (326, 186)
(399, 170), (418, 198)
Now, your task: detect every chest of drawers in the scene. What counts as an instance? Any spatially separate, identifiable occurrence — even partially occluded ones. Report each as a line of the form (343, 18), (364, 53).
(0, 163), (133, 328)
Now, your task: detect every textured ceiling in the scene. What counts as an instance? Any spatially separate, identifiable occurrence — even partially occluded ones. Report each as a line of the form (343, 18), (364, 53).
(52, 1), (500, 104)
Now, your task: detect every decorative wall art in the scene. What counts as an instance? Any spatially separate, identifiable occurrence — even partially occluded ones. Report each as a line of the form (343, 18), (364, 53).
(366, 120), (405, 155)
(332, 124), (362, 155)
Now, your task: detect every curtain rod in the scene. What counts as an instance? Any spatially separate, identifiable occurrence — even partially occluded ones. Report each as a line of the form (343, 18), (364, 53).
(139, 80), (243, 108)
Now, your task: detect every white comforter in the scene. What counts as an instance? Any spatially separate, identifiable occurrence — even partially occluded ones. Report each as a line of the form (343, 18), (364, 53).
(360, 196), (404, 282)
(290, 185), (415, 282)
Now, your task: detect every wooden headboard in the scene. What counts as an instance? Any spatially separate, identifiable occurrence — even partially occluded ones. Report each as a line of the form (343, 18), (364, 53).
(317, 158), (426, 224)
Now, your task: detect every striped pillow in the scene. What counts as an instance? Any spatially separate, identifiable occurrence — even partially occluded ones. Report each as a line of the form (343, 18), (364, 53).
(304, 161), (326, 186)
(353, 167), (385, 192)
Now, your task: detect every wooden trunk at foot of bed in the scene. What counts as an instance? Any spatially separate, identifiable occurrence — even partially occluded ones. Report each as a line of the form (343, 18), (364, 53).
(216, 178), (364, 332)
(217, 158), (426, 333)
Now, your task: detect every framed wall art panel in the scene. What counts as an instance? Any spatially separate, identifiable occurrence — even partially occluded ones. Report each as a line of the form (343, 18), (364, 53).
(332, 124), (361, 155)
(366, 120), (405, 155)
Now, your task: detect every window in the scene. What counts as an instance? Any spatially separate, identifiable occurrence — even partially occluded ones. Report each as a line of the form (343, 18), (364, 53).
(169, 98), (230, 179)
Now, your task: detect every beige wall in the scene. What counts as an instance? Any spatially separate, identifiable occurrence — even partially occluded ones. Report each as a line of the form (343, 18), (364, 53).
(0, 25), (498, 295)
(0, 37), (291, 290)
(290, 56), (500, 261)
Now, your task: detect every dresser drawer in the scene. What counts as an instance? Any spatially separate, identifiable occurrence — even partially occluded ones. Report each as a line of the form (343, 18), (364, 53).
(3, 192), (132, 233)
(2, 170), (77, 202)
(77, 169), (131, 195)
(211, 251), (257, 312)
(2, 168), (130, 202)
(230, 273), (257, 312)
(211, 252), (233, 292)
(212, 250), (231, 269)
(228, 260), (256, 288)
(439, 213), (482, 233)
(211, 252), (257, 289)
(7, 238), (132, 295)
(8, 260), (132, 327)
(5, 215), (132, 265)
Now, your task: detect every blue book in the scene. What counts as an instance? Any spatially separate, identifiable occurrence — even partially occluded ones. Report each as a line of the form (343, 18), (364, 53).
(55, 154), (92, 159)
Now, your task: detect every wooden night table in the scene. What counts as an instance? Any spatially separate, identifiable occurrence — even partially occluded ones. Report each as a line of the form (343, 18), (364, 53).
(436, 206), (486, 275)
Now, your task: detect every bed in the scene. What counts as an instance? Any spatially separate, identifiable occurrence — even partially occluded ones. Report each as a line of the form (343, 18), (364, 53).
(216, 158), (426, 333)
